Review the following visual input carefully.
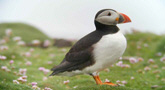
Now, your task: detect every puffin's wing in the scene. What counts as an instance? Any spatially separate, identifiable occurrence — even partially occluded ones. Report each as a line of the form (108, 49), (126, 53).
(50, 47), (94, 75)
(50, 31), (103, 76)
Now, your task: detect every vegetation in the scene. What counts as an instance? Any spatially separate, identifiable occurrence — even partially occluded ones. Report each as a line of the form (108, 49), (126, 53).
(0, 23), (165, 90)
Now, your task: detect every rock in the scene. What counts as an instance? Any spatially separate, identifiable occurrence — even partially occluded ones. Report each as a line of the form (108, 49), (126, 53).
(53, 39), (72, 47)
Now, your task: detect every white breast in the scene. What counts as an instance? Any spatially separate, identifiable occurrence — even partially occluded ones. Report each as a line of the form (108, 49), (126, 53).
(84, 31), (127, 73)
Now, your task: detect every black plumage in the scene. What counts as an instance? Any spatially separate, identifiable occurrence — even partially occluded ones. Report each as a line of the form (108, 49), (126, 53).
(50, 21), (119, 76)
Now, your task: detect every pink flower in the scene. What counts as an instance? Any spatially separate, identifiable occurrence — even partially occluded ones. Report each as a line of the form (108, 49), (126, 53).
(43, 40), (51, 47)
(32, 85), (39, 89)
(63, 80), (70, 84)
(32, 40), (41, 46)
(0, 46), (8, 51)
(44, 87), (52, 90)
(116, 61), (123, 66)
(17, 41), (26, 46)
(24, 52), (31, 57)
(25, 61), (32, 66)
(19, 68), (27, 75)
(47, 61), (53, 65)
(121, 80), (127, 84)
(22, 76), (27, 79)
(43, 69), (50, 75)
(144, 66), (151, 71)
(0, 55), (7, 60)
(131, 76), (135, 80)
(38, 67), (45, 71)
(29, 48), (34, 52)
(13, 36), (21, 42)
(156, 52), (162, 56)
(1, 66), (7, 71)
(31, 82), (37, 86)
(43, 77), (48, 81)
(137, 57), (144, 62)
(13, 80), (19, 84)
(116, 80), (120, 84)
(160, 57), (165, 62)
(129, 57), (138, 64)
(5, 29), (12, 36)
(17, 77), (23, 82)
(0, 39), (6, 44)
(143, 43), (148, 47)
(105, 79), (110, 82)
(9, 60), (14, 64)
(148, 59), (155, 64)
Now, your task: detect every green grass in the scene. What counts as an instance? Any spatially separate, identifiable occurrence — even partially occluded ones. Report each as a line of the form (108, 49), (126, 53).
(0, 26), (165, 90)
(0, 23), (51, 42)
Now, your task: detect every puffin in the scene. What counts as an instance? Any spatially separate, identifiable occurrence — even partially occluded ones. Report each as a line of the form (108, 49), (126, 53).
(50, 9), (131, 86)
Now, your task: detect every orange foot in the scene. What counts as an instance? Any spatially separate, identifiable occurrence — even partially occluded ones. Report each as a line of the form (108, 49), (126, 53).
(92, 75), (118, 86)
(102, 82), (119, 86)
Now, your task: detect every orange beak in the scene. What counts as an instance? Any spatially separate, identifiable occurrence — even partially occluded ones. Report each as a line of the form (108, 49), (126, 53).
(118, 13), (131, 23)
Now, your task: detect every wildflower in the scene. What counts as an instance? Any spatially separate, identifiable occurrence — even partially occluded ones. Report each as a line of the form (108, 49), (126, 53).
(116, 80), (120, 84)
(47, 61), (53, 65)
(22, 76), (27, 79)
(38, 67), (45, 71)
(29, 48), (34, 52)
(43, 40), (51, 47)
(17, 41), (26, 46)
(17, 77), (24, 82)
(119, 57), (122, 60)
(0, 39), (6, 44)
(61, 48), (67, 52)
(153, 65), (158, 69)
(160, 57), (165, 62)
(11, 55), (16, 59)
(0, 46), (8, 51)
(24, 52), (31, 57)
(143, 43), (148, 47)
(43, 77), (48, 81)
(32, 85), (40, 89)
(32, 40), (41, 46)
(105, 79), (110, 82)
(31, 82), (37, 86)
(156, 75), (160, 78)
(153, 70), (160, 74)
(13, 80), (19, 84)
(121, 80), (127, 84)
(104, 68), (110, 72)
(19, 68), (27, 75)
(131, 76), (134, 80)
(129, 57), (138, 64)
(156, 52), (162, 56)
(43, 69), (50, 75)
(1, 66), (7, 71)
(148, 59), (155, 64)
(44, 87), (52, 90)
(63, 80), (70, 84)
(0, 55), (7, 60)
(144, 66), (151, 71)
(22, 79), (27, 83)
(116, 61), (123, 66)
(137, 57), (144, 62)
(73, 86), (78, 88)
(13, 36), (21, 42)
(5, 29), (12, 36)
(9, 60), (14, 64)
(25, 61), (32, 66)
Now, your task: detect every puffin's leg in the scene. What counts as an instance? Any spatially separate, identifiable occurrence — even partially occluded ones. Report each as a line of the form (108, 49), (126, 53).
(91, 72), (118, 86)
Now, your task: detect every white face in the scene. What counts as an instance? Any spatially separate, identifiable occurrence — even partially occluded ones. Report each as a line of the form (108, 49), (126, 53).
(95, 10), (119, 25)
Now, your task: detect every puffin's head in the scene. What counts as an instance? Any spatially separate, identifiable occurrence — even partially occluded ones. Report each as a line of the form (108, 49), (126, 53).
(95, 9), (131, 25)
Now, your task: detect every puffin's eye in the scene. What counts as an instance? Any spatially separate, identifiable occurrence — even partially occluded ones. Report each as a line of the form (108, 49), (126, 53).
(108, 12), (111, 16)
